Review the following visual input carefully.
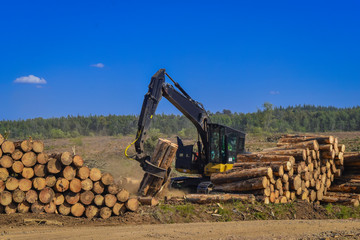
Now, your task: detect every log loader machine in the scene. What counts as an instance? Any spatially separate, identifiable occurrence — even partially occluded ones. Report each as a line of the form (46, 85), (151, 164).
(125, 69), (246, 193)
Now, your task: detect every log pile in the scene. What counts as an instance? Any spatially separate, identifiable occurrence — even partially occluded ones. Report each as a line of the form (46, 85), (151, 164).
(0, 135), (140, 219)
(212, 134), (345, 204)
(323, 152), (360, 206)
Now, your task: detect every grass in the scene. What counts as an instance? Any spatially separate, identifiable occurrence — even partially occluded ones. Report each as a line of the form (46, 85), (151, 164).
(325, 204), (360, 219)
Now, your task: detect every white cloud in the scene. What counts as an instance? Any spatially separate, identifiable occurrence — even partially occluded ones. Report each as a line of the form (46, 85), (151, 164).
(14, 75), (47, 84)
(270, 91), (280, 95)
(90, 63), (104, 68)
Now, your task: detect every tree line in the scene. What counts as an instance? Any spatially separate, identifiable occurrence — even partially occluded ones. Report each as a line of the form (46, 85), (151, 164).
(1, 103), (360, 139)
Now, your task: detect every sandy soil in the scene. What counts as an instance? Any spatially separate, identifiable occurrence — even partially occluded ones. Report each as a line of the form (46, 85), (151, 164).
(1, 219), (359, 240)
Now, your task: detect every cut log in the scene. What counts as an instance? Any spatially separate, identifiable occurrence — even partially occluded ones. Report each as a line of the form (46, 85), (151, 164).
(5, 203), (17, 214)
(22, 167), (34, 179)
(0, 168), (9, 181)
(12, 189), (25, 203)
(80, 191), (94, 205)
(0, 134), (4, 145)
(11, 149), (23, 161)
(81, 178), (93, 191)
(138, 197), (159, 206)
(18, 179), (32, 191)
(77, 166), (90, 180)
(39, 187), (55, 204)
(213, 176), (269, 192)
(12, 161), (24, 173)
(321, 196), (359, 207)
(17, 201), (30, 213)
(264, 140), (319, 151)
(71, 203), (85, 217)
(73, 155), (84, 168)
(37, 153), (49, 164)
(101, 173), (114, 185)
(85, 205), (99, 219)
(32, 140), (44, 153)
(6, 177), (19, 191)
(69, 178), (82, 193)
(0, 191), (12, 206)
(125, 198), (139, 212)
(55, 178), (69, 192)
(44, 201), (56, 213)
(211, 167), (273, 184)
(21, 152), (37, 167)
(58, 203), (71, 216)
(53, 193), (65, 205)
(93, 181), (105, 194)
(0, 156), (13, 168)
(259, 149), (307, 161)
(104, 194), (117, 208)
(25, 190), (38, 204)
(1, 141), (15, 154)
(94, 195), (104, 206)
(33, 177), (46, 191)
(45, 175), (57, 187)
(47, 158), (62, 174)
(60, 152), (72, 166)
(63, 166), (76, 180)
(31, 201), (45, 213)
(117, 189), (130, 203)
(112, 202), (126, 215)
(107, 184), (119, 195)
(65, 192), (80, 205)
(237, 154), (295, 163)
(17, 140), (33, 152)
(33, 164), (46, 177)
(99, 207), (112, 219)
(89, 168), (102, 182)
(290, 175), (302, 191)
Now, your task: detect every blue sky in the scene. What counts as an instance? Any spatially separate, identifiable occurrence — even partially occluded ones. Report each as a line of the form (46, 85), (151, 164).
(0, 0), (359, 120)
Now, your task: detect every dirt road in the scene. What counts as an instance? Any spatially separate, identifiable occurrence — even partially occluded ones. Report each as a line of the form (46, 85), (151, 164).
(1, 219), (359, 240)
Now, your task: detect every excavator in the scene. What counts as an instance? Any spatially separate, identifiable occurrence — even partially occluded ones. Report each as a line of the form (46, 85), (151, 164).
(125, 69), (246, 193)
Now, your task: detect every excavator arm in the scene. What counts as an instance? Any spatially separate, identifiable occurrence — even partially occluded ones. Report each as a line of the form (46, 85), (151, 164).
(130, 69), (210, 178)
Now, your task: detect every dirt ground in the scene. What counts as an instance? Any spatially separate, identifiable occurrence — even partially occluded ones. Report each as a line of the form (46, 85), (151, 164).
(1, 219), (359, 240)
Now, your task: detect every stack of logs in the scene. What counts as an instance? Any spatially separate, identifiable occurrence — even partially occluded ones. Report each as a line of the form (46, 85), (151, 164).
(0, 134), (142, 219)
(212, 134), (351, 205)
(323, 152), (360, 207)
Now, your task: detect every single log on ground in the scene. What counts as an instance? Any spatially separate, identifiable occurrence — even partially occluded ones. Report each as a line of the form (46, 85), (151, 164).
(85, 205), (99, 219)
(39, 187), (55, 204)
(12, 161), (24, 173)
(32, 140), (44, 153)
(138, 197), (159, 206)
(93, 181), (105, 194)
(63, 166), (76, 180)
(125, 198), (139, 212)
(80, 191), (94, 205)
(12, 189), (25, 203)
(94, 195), (104, 206)
(99, 207), (112, 219)
(5, 203), (17, 214)
(34, 164), (47, 177)
(211, 167), (273, 184)
(113, 202), (126, 215)
(6, 177), (19, 191)
(25, 190), (38, 204)
(213, 177), (268, 192)
(11, 149), (23, 161)
(73, 155), (84, 168)
(71, 203), (85, 217)
(58, 203), (71, 216)
(65, 192), (80, 205)
(101, 173), (114, 185)
(107, 184), (119, 195)
(81, 178), (93, 191)
(17, 201), (30, 213)
(0, 191), (12, 206)
(33, 177), (46, 190)
(69, 178), (82, 193)
(90, 168), (102, 182)
(47, 158), (62, 174)
(44, 201), (56, 213)
(0, 168), (9, 181)
(55, 178), (69, 192)
(77, 166), (90, 180)
(31, 201), (45, 213)
(21, 152), (37, 167)
(53, 193), (65, 205)
(45, 175), (57, 187)
(1, 141), (15, 154)
(37, 153), (49, 164)
(117, 189), (130, 202)
(0, 156), (13, 168)
(104, 194), (117, 207)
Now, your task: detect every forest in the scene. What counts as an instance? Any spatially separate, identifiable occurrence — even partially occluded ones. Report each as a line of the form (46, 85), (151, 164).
(1, 103), (360, 139)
